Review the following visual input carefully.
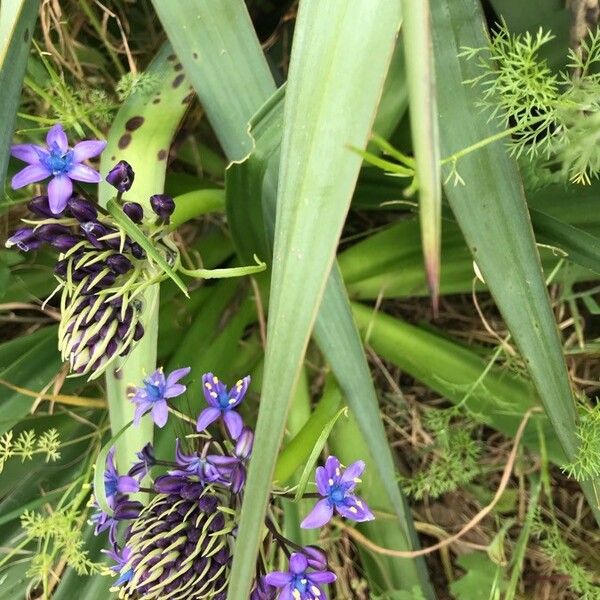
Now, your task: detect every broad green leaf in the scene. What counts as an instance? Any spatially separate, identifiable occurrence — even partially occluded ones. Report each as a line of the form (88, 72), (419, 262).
(432, 0), (600, 522)
(229, 2), (428, 598)
(402, 0), (442, 309)
(0, 0), (38, 194)
(151, 0), (276, 161)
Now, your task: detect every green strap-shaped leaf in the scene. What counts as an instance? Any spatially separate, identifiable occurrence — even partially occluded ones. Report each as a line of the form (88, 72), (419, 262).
(229, 2), (427, 598)
(0, 0), (38, 193)
(432, 0), (600, 522)
(402, 0), (442, 309)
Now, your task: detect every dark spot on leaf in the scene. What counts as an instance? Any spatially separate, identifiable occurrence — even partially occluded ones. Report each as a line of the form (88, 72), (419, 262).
(118, 133), (132, 149)
(193, 52), (198, 59)
(23, 28), (29, 42)
(114, 368), (123, 379)
(167, 54), (176, 61)
(157, 149), (167, 161)
(585, 6), (599, 26)
(174, 63), (183, 71)
(125, 116), (145, 131)
(152, 97), (161, 104)
(172, 74), (185, 88)
(182, 92), (195, 105)
(110, 155), (115, 161)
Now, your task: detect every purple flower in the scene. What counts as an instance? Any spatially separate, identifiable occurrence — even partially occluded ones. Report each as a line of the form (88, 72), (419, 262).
(11, 124), (106, 214)
(196, 373), (250, 439)
(104, 447), (139, 499)
(129, 366), (191, 427)
(103, 545), (133, 586)
(265, 552), (336, 600)
(301, 456), (374, 529)
(171, 438), (238, 484)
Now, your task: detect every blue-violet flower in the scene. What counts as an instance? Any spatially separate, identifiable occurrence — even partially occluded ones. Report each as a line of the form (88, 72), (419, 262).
(301, 455), (374, 529)
(129, 366), (191, 427)
(11, 123), (106, 214)
(196, 372), (250, 439)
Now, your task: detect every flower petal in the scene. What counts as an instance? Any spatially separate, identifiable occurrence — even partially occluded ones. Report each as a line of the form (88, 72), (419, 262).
(151, 400), (169, 428)
(11, 164), (50, 189)
(227, 374), (250, 408)
(315, 465), (330, 497)
(202, 372), (225, 407)
(264, 572), (292, 587)
(47, 175), (73, 214)
(300, 499), (334, 529)
(72, 139), (107, 162)
(164, 383), (186, 398)
(11, 144), (44, 164)
(196, 406), (221, 432)
(46, 123), (68, 153)
(223, 409), (243, 440)
(308, 570), (337, 585)
(336, 494), (374, 522)
(289, 552), (308, 574)
(116, 475), (139, 494)
(324, 455), (341, 480)
(68, 163), (102, 183)
(166, 366), (191, 386)
(340, 459), (365, 488)
(132, 401), (151, 426)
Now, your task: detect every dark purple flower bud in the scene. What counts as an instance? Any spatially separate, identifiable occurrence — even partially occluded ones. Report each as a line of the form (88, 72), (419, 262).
(251, 577), (276, 600)
(128, 241), (146, 259)
(117, 322), (130, 339)
(5, 228), (40, 252)
(35, 223), (71, 241)
(51, 234), (82, 252)
(181, 482), (204, 500)
(67, 196), (98, 221)
(107, 253), (133, 275)
(113, 500), (143, 521)
(150, 194), (175, 223)
(235, 427), (254, 460)
(81, 221), (107, 249)
(198, 494), (218, 513)
(106, 160), (135, 192)
(208, 513), (225, 532)
(105, 338), (118, 356)
(133, 323), (144, 341)
(122, 201), (144, 223)
(54, 259), (68, 278)
(231, 464), (246, 494)
(28, 195), (58, 218)
(154, 475), (185, 494)
(128, 443), (155, 479)
(303, 545), (329, 571)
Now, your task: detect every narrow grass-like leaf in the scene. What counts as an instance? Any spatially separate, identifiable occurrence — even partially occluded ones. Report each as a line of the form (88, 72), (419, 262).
(151, 0), (276, 161)
(228, 2), (413, 597)
(402, 0), (442, 310)
(432, 0), (600, 522)
(0, 0), (38, 193)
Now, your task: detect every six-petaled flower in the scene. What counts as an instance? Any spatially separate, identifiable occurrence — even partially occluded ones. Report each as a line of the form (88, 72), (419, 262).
(265, 552), (336, 600)
(128, 366), (190, 427)
(11, 124), (106, 214)
(301, 455), (374, 529)
(196, 372), (250, 439)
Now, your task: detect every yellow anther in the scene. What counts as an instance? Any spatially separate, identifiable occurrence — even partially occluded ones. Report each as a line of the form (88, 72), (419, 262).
(205, 382), (212, 389)
(210, 391), (218, 398)
(349, 506), (358, 514)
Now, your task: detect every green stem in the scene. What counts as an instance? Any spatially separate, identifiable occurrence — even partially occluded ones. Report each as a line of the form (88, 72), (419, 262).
(179, 258), (267, 280)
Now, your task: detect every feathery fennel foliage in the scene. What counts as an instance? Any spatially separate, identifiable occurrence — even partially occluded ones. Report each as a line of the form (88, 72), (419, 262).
(461, 23), (600, 184)
(562, 401), (600, 482)
(0, 428), (61, 474)
(401, 408), (482, 500)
